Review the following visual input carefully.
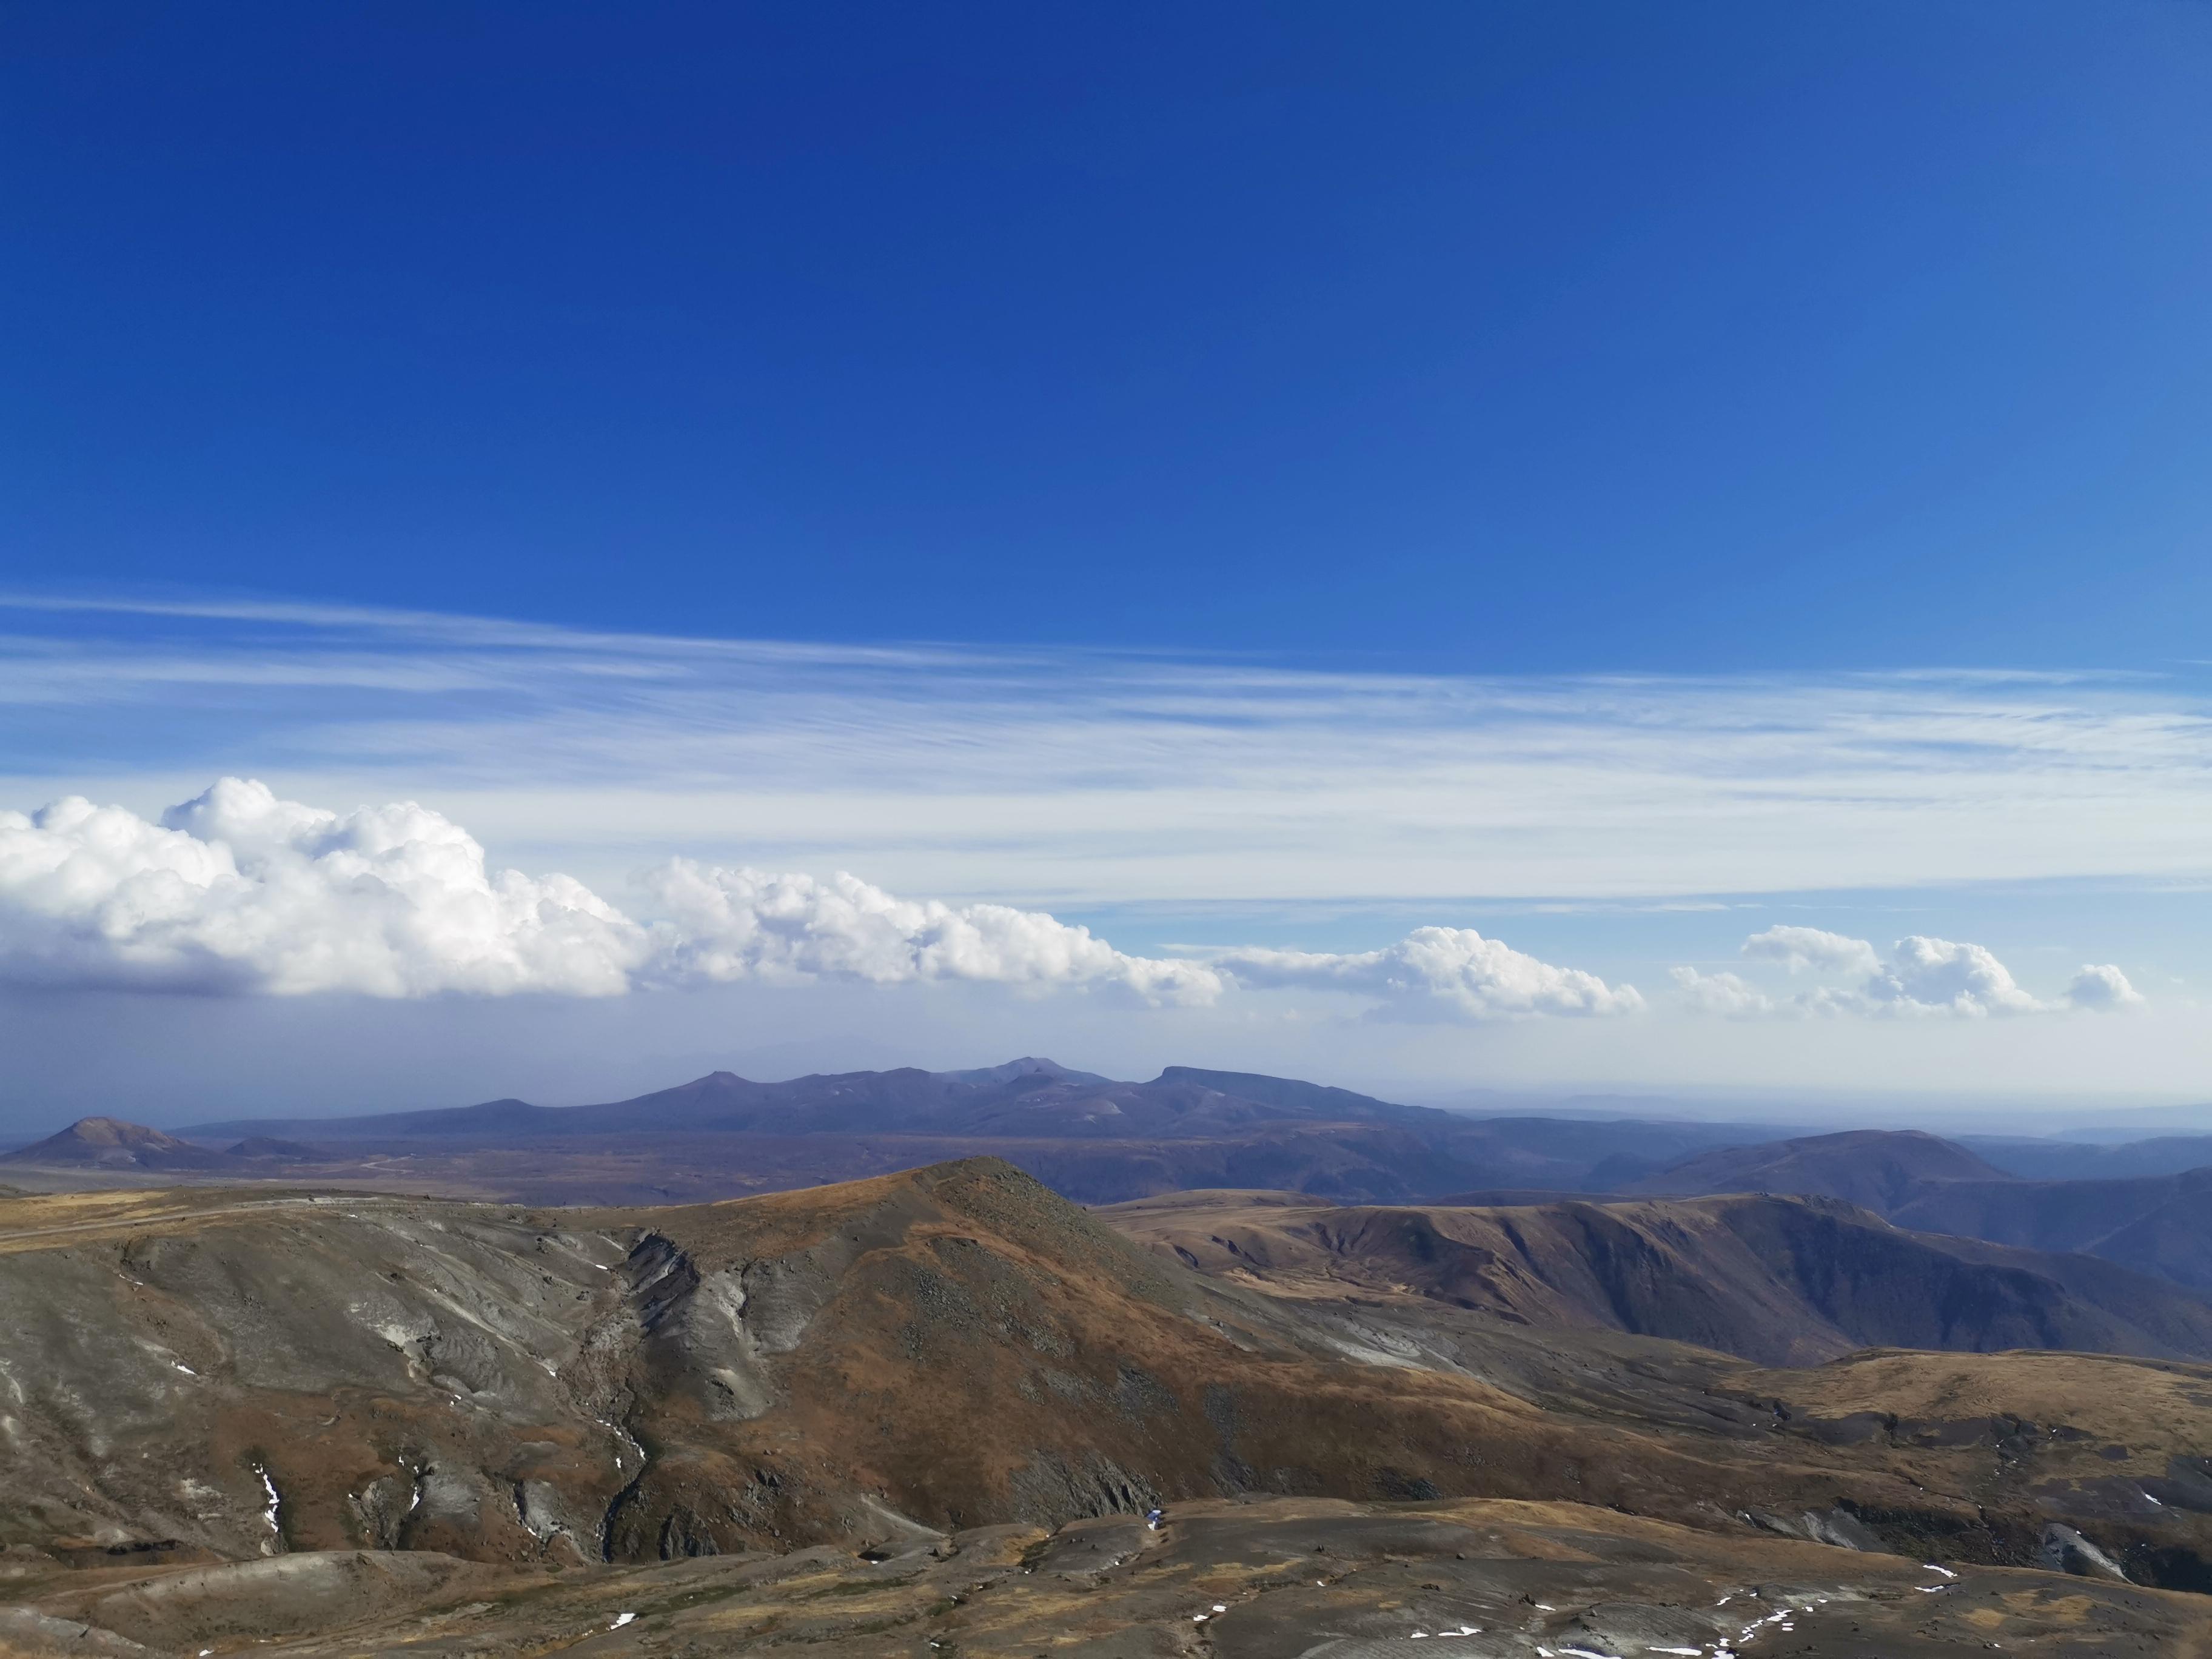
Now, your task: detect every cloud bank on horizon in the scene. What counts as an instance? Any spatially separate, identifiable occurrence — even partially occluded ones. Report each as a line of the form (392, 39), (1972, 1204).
(1672, 924), (2140, 1019)
(0, 779), (1603, 1018)
(0, 778), (2134, 1027)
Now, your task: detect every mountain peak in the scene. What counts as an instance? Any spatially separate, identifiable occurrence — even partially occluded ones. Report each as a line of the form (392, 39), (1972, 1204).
(55, 1117), (192, 1149)
(5, 1117), (235, 1169)
(934, 1056), (1116, 1087)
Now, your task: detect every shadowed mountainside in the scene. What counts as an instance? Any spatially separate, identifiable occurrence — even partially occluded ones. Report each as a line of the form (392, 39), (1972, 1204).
(1618, 1126), (2212, 1298)
(1891, 1165), (2212, 1296)
(1101, 1187), (2212, 1366)
(1968, 1131), (2212, 1181)
(1626, 1127), (2013, 1208)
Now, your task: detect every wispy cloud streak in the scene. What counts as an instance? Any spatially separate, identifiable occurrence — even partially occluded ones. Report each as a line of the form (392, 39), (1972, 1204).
(5, 593), (2212, 908)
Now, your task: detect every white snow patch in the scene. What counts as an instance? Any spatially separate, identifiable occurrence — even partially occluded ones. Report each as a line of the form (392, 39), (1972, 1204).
(252, 1461), (282, 1552)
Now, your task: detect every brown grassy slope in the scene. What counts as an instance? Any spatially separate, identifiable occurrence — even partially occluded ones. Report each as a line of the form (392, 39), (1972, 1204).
(571, 1158), (1668, 1553)
(12, 1160), (2212, 1595)
(573, 1158), (2212, 1583)
(0, 1162), (1927, 1568)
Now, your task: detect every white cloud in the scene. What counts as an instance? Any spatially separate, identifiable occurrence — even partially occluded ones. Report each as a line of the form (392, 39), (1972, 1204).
(13, 594), (2212, 911)
(0, 779), (649, 996)
(1669, 966), (1776, 1017)
(640, 861), (1222, 1006)
(0, 780), (1221, 1005)
(1210, 927), (1641, 1021)
(1857, 935), (2046, 1017)
(2, 781), (1627, 1020)
(1742, 925), (1881, 977)
(1674, 928), (2143, 1019)
(2065, 962), (2145, 1010)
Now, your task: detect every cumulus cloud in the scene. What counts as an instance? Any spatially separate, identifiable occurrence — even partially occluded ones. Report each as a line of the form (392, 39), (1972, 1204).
(1857, 935), (2048, 1017)
(640, 861), (1222, 1005)
(1668, 967), (1776, 1017)
(0, 779), (648, 996)
(1742, 925), (1881, 977)
(13, 780), (2147, 1035)
(1674, 927), (2142, 1019)
(0, 780), (1640, 1022)
(1210, 927), (1642, 1021)
(0, 781), (1639, 1020)
(0, 780), (1224, 1005)
(2063, 962), (2145, 1010)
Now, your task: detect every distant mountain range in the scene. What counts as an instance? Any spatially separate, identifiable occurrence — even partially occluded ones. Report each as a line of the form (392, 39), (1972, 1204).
(179, 1059), (1455, 1141)
(166, 1058), (1784, 1202)
(19, 1059), (2212, 1304)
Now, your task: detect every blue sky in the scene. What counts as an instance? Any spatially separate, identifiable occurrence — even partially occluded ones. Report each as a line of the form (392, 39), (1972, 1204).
(11, 1), (2212, 668)
(3, 4), (2211, 1124)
